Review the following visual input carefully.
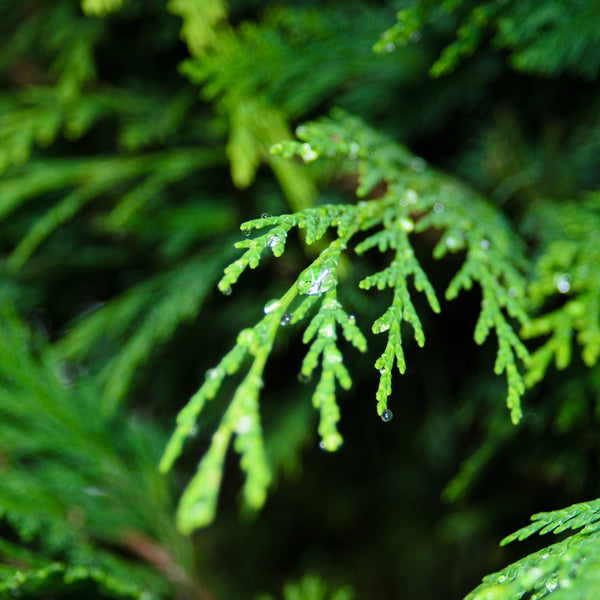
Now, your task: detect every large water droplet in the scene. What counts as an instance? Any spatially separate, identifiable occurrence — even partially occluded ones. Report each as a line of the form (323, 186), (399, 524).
(381, 409), (393, 422)
(297, 267), (336, 296)
(264, 299), (281, 314)
(545, 579), (557, 592)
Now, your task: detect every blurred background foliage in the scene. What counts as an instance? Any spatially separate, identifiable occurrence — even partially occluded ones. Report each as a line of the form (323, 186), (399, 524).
(1, 0), (600, 599)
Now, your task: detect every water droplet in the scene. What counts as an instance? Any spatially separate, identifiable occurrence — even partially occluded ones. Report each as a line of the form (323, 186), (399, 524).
(261, 212), (271, 219)
(241, 228), (251, 237)
(508, 287), (517, 297)
(326, 149), (336, 157)
(542, 553), (550, 559)
(297, 267), (336, 296)
(406, 189), (418, 204)
(55, 362), (76, 389)
(9, 588), (20, 597)
(497, 575), (507, 583)
(480, 239), (490, 250)
(221, 286), (232, 296)
(410, 157), (426, 172)
(280, 313), (291, 326)
(83, 486), (108, 496)
(268, 235), (280, 248)
(264, 299), (281, 314)
(400, 218), (414, 232)
(348, 314), (356, 324)
(385, 42), (395, 52)
(300, 143), (318, 162)
(188, 425), (198, 437)
(446, 236), (458, 249)
(322, 323), (336, 338)
(409, 30), (421, 42)
(298, 372), (311, 384)
(319, 440), (327, 450)
(399, 198), (408, 206)
(434, 203), (444, 213)
(206, 368), (220, 380)
(556, 274), (571, 294)
(545, 579), (557, 592)
(381, 409), (393, 422)
(236, 415), (252, 435)
(349, 142), (360, 154)
(296, 125), (306, 137)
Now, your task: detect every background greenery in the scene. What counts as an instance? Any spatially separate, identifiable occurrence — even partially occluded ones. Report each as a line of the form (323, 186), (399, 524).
(2, 1), (600, 599)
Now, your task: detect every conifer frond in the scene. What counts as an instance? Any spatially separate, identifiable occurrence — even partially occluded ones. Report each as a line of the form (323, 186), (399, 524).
(376, 0), (600, 79)
(257, 573), (354, 600)
(465, 500), (600, 600)
(522, 198), (600, 387)
(81, 0), (125, 17)
(164, 109), (532, 532)
(0, 304), (192, 599)
(1, 148), (222, 272)
(56, 243), (237, 415)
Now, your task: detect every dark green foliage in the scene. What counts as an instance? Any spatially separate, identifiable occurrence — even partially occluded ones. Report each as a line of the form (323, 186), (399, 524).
(3, 1), (600, 599)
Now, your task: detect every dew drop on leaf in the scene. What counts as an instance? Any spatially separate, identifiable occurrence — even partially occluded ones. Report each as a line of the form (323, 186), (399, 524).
(434, 203), (444, 213)
(381, 409), (393, 422)
(298, 372), (311, 384)
(297, 267), (336, 296)
(280, 313), (291, 326)
(556, 273), (571, 293)
(261, 212), (271, 219)
(206, 368), (220, 380)
(221, 286), (232, 296)
(241, 228), (251, 237)
(264, 299), (281, 314)
(480, 239), (490, 250)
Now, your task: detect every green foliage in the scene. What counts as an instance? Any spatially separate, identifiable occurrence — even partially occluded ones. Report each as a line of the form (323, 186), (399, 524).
(465, 500), (600, 599)
(376, 0), (600, 79)
(0, 304), (191, 599)
(3, 0), (600, 599)
(161, 109), (532, 534)
(257, 573), (354, 600)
